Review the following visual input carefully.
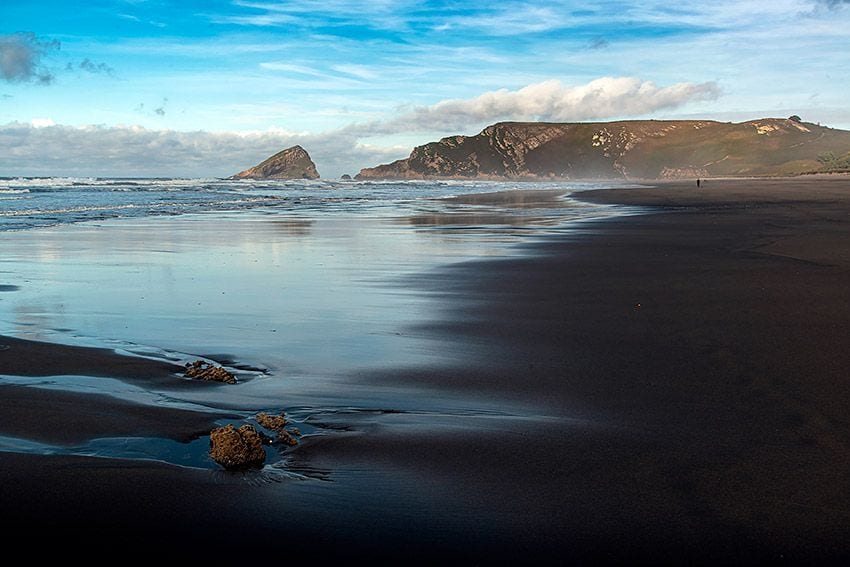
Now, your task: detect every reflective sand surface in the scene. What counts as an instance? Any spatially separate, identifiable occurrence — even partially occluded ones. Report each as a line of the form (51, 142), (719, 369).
(0, 188), (621, 460)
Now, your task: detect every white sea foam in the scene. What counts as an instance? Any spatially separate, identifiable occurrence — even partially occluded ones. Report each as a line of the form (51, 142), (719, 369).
(0, 203), (142, 216)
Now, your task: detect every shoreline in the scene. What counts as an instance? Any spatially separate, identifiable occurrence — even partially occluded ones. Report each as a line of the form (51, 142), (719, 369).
(343, 176), (850, 560)
(2, 177), (850, 560)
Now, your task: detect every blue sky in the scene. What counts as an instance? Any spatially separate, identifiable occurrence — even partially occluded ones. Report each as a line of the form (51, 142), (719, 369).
(1, 0), (849, 177)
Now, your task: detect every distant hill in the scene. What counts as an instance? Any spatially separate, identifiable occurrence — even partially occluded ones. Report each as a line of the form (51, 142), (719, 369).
(356, 118), (850, 180)
(231, 145), (319, 180)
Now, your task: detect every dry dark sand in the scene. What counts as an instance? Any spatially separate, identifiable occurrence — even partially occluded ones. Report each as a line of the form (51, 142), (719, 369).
(2, 177), (850, 561)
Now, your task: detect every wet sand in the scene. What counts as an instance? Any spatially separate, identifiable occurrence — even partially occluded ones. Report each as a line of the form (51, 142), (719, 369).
(0, 384), (228, 444)
(2, 177), (850, 561)
(0, 334), (183, 384)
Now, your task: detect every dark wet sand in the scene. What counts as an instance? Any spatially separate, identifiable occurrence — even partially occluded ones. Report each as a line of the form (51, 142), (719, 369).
(0, 335), (184, 385)
(2, 177), (850, 561)
(0, 335), (237, 442)
(0, 384), (228, 444)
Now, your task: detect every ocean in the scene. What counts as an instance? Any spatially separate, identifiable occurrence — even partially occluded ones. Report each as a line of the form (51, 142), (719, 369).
(0, 176), (624, 231)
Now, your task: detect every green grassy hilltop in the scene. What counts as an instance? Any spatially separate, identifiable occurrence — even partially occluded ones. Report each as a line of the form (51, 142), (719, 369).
(357, 118), (850, 180)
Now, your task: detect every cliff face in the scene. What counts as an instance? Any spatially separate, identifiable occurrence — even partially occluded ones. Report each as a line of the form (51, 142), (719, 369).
(356, 119), (850, 180)
(231, 145), (319, 180)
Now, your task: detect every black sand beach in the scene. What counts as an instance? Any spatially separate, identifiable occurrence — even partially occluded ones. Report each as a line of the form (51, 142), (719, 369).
(2, 177), (850, 561)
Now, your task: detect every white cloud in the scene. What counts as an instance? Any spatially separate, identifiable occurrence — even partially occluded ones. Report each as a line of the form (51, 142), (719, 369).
(30, 118), (56, 128)
(258, 61), (368, 88)
(435, 4), (567, 35)
(223, 0), (417, 30)
(259, 62), (320, 74)
(213, 13), (300, 27)
(331, 64), (378, 80)
(358, 77), (722, 134)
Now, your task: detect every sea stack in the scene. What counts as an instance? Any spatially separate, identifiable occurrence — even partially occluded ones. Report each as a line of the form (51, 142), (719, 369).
(231, 145), (320, 180)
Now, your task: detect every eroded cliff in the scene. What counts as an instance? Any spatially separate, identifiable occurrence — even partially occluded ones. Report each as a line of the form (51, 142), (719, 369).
(357, 119), (850, 180)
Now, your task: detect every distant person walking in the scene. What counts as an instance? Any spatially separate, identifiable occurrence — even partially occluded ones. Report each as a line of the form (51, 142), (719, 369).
(696, 178), (701, 188)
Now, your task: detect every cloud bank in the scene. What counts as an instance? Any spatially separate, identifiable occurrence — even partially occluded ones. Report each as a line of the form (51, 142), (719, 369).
(0, 33), (60, 84)
(0, 122), (405, 178)
(373, 78), (721, 133)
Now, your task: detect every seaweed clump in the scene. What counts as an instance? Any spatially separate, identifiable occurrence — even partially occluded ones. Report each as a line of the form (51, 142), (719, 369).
(184, 360), (237, 384)
(255, 412), (298, 447)
(209, 424), (265, 469)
